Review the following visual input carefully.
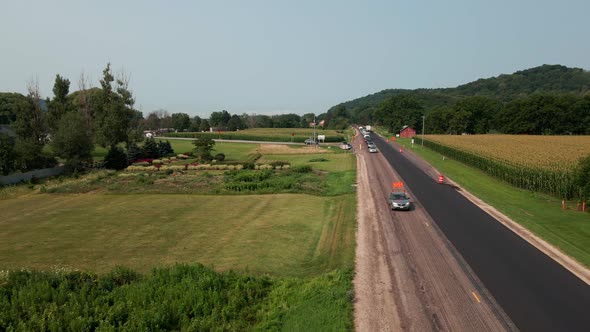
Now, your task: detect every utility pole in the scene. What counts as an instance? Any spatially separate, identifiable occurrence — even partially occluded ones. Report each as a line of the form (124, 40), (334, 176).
(422, 115), (425, 146)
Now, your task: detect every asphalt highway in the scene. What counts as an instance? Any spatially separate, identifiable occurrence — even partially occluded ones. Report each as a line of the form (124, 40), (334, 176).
(372, 134), (590, 332)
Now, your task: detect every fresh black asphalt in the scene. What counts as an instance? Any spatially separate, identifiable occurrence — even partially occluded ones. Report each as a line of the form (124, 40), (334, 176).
(372, 134), (590, 332)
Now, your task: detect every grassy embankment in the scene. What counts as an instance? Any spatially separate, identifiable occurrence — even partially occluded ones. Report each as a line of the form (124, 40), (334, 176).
(0, 142), (356, 330)
(384, 132), (590, 268)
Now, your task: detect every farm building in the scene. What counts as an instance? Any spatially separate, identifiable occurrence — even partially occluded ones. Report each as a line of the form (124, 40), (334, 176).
(400, 126), (416, 138)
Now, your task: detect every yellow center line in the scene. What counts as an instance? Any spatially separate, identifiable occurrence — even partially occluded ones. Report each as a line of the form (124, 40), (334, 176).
(471, 291), (481, 303)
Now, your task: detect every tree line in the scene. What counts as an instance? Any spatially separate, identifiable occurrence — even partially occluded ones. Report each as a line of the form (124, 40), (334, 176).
(141, 109), (330, 132)
(0, 64), (340, 176)
(0, 64), (142, 175)
(366, 93), (590, 135)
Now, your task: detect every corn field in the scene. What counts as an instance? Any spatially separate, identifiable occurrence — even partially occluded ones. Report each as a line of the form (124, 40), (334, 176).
(423, 135), (590, 199)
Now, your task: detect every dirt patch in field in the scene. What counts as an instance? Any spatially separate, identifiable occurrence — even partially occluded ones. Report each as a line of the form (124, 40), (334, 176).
(257, 144), (333, 155)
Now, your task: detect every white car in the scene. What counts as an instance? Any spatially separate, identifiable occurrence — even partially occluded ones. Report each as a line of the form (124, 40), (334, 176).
(369, 146), (378, 153)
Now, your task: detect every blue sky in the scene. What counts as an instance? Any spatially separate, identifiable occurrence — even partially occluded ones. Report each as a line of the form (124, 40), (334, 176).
(1, 0), (588, 117)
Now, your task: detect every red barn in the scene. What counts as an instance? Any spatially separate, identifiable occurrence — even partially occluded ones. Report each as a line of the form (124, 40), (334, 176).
(399, 126), (416, 138)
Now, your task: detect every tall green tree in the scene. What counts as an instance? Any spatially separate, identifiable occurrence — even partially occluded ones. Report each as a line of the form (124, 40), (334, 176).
(300, 113), (316, 127)
(192, 137), (215, 161)
(51, 111), (94, 161)
(171, 113), (191, 131)
(453, 96), (500, 134)
(227, 114), (245, 131)
(272, 114), (301, 128)
(253, 115), (272, 128)
(127, 110), (145, 143)
(209, 110), (231, 127)
(0, 92), (27, 125)
(373, 95), (423, 133)
(142, 137), (160, 159)
(47, 74), (71, 132)
(189, 116), (202, 131)
(425, 106), (453, 134)
(199, 119), (210, 132)
(94, 63), (136, 147)
(13, 80), (47, 146)
(0, 133), (16, 175)
(12, 79), (55, 171)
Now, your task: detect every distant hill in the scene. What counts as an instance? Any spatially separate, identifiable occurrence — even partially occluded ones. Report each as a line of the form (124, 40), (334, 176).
(329, 64), (590, 122)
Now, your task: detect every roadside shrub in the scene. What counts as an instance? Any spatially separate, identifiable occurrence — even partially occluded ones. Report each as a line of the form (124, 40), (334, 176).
(133, 162), (150, 167)
(126, 143), (143, 164)
(104, 146), (128, 170)
(143, 137), (160, 159)
(214, 153), (226, 162)
(309, 158), (329, 162)
(270, 160), (290, 167)
(291, 165), (312, 173)
(63, 156), (85, 174)
(242, 162), (255, 170)
(158, 140), (174, 157)
(177, 154), (189, 159)
(152, 159), (163, 165)
(99, 266), (141, 291)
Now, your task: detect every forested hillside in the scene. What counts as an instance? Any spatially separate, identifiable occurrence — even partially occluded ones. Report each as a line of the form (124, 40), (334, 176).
(327, 64), (590, 134)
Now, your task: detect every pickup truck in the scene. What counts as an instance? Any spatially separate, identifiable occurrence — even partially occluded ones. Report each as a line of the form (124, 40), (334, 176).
(304, 138), (318, 145)
(389, 192), (411, 211)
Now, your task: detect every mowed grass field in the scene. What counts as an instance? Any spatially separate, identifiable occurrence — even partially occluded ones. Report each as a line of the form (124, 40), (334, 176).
(1, 142), (356, 277)
(89, 139), (261, 161)
(0, 193), (355, 277)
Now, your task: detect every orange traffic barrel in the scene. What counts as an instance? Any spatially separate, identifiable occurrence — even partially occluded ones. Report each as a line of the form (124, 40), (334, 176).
(438, 175), (444, 184)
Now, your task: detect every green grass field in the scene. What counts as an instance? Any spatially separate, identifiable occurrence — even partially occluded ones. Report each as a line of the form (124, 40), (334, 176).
(2, 142), (358, 275)
(3, 138), (357, 329)
(89, 140), (260, 161)
(394, 137), (590, 267)
(0, 193), (355, 277)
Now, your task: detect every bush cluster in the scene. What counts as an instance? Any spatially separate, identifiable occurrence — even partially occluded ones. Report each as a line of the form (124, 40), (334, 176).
(0, 265), (273, 331)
